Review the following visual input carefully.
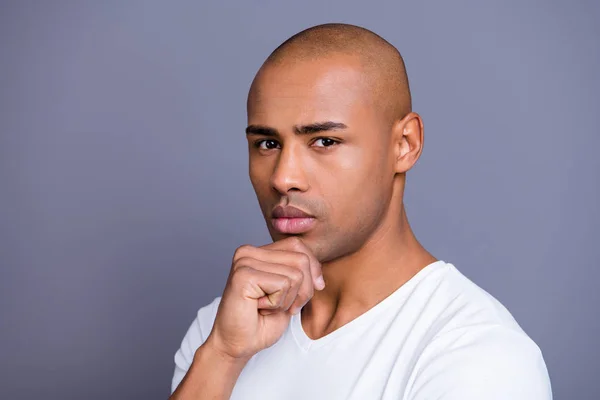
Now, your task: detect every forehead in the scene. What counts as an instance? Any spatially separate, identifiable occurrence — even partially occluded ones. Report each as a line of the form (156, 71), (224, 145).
(247, 56), (377, 126)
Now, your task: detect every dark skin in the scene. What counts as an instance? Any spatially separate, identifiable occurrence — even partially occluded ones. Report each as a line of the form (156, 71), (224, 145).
(247, 52), (436, 339)
(171, 24), (437, 400)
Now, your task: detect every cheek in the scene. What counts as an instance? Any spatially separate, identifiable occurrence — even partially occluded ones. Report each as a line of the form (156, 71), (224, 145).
(322, 147), (391, 218)
(249, 159), (272, 191)
(333, 145), (390, 190)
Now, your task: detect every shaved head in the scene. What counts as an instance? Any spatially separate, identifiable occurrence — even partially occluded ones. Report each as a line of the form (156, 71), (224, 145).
(249, 23), (412, 125)
(246, 23), (424, 263)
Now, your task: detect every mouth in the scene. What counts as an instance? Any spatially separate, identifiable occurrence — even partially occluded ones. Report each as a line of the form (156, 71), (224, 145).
(271, 205), (317, 234)
(271, 217), (316, 234)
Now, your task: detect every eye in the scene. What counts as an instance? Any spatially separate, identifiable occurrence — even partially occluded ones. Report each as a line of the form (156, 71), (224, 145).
(255, 139), (280, 150)
(313, 138), (339, 148)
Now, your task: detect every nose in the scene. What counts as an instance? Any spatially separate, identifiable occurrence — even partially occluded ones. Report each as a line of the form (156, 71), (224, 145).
(269, 143), (309, 194)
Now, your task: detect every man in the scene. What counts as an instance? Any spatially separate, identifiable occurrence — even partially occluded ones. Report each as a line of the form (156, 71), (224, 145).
(170, 23), (552, 399)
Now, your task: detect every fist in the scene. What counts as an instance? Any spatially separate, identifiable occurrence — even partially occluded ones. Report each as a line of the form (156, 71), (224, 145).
(205, 237), (325, 360)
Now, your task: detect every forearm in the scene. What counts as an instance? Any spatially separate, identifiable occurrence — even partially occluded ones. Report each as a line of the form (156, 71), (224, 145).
(170, 340), (249, 400)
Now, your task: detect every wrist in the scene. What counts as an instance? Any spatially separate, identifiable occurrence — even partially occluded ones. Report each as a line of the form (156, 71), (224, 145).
(173, 336), (249, 399)
(197, 336), (252, 367)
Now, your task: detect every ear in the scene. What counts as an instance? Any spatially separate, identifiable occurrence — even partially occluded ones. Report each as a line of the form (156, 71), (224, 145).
(391, 112), (425, 174)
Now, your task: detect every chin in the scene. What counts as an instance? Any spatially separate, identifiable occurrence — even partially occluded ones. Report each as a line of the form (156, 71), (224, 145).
(270, 230), (320, 252)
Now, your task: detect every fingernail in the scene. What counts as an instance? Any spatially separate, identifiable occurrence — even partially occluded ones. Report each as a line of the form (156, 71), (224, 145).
(315, 275), (325, 290)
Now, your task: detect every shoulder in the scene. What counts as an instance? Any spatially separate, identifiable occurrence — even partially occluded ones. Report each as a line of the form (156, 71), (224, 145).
(415, 261), (533, 339)
(404, 262), (552, 399)
(405, 324), (552, 399)
(171, 296), (222, 393)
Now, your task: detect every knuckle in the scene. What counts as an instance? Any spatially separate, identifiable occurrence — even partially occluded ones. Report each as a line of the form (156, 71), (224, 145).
(233, 256), (253, 271)
(295, 253), (310, 269)
(281, 276), (293, 290)
(300, 286), (314, 301)
(288, 236), (304, 249)
(232, 264), (253, 281)
(233, 244), (253, 261)
(294, 292), (307, 304)
(230, 266), (259, 292)
(290, 269), (304, 284)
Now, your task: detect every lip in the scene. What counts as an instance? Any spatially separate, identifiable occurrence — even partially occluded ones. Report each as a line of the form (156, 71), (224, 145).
(271, 217), (316, 234)
(272, 205), (314, 219)
(271, 205), (316, 234)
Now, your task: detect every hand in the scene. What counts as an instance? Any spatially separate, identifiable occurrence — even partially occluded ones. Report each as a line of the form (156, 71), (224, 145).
(205, 237), (325, 361)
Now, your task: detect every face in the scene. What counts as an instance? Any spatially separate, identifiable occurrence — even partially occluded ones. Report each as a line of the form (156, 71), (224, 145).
(246, 56), (397, 263)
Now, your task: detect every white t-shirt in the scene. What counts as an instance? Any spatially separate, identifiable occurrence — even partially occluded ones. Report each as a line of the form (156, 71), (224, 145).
(171, 260), (552, 399)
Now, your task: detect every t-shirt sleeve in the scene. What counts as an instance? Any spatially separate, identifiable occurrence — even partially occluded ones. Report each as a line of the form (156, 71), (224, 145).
(171, 296), (222, 394)
(405, 325), (553, 400)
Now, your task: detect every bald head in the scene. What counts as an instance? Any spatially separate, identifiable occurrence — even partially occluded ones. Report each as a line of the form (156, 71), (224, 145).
(249, 23), (412, 124)
(245, 24), (425, 262)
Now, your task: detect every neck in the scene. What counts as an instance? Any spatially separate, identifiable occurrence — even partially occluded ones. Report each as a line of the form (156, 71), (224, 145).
(302, 202), (436, 338)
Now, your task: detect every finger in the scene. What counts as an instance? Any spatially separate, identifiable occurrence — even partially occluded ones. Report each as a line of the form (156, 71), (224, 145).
(234, 246), (314, 307)
(264, 237), (325, 291)
(232, 265), (292, 309)
(234, 258), (303, 312)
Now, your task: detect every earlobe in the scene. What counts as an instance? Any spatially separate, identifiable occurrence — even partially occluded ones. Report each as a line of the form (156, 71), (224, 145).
(393, 112), (424, 174)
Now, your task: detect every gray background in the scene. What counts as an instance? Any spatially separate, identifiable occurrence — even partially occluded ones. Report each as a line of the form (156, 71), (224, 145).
(1, 1), (598, 399)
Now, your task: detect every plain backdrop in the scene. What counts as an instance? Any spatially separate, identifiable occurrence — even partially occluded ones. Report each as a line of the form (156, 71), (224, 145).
(1, 1), (598, 399)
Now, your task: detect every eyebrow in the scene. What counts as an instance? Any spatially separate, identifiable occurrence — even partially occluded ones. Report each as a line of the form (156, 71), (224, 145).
(245, 121), (348, 137)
